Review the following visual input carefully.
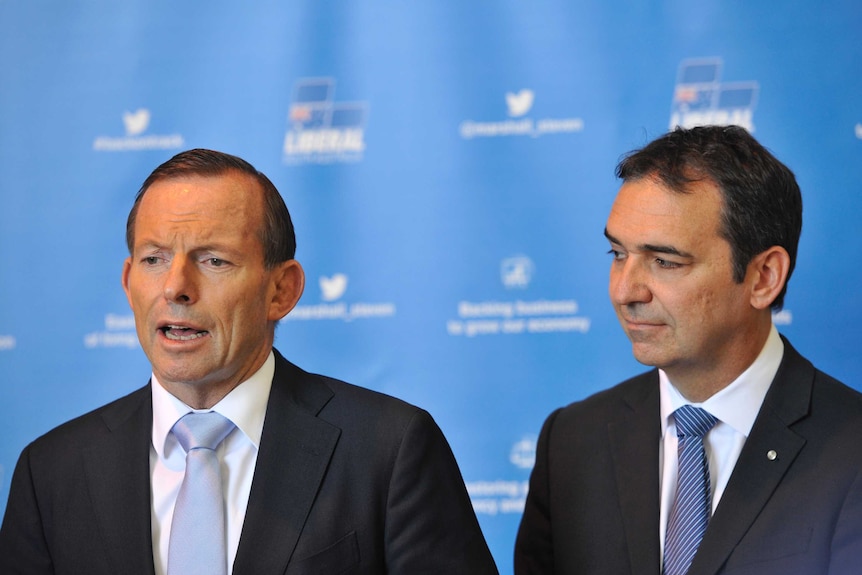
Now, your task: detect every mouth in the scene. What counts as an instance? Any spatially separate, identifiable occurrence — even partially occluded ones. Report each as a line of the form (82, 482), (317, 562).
(626, 319), (661, 327)
(159, 324), (209, 342)
(621, 316), (665, 330)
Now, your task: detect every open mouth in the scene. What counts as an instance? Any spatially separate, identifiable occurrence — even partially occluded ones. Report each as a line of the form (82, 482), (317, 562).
(160, 324), (209, 341)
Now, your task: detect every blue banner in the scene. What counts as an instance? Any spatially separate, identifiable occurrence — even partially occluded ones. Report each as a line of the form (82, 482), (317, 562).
(2, 2), (861, 573)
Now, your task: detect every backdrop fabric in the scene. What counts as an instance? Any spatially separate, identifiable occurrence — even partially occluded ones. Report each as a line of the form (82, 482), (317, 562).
(2, 2), (861, 573)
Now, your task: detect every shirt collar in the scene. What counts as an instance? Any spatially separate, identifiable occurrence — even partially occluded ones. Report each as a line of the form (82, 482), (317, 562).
(151, 351), (275, 458)
(660, 324), (784, 437)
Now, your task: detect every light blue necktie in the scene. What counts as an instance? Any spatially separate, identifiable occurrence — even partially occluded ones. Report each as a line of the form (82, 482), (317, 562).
(663, 405), (718, 575)
(167, 411), (235, 575)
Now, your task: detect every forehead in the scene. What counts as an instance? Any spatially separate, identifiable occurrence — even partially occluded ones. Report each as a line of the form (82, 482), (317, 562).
(136, 171), (264, 226)
(607, 176), (724, 246)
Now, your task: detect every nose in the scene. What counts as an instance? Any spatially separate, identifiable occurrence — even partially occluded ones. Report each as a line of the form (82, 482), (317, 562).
(163, 256), (197, 305)
(609, 257), (652, 307)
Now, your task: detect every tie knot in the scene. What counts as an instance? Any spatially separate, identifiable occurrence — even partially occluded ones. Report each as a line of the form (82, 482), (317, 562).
(172, 411), (235, 452)
(673, 405), (717, 439)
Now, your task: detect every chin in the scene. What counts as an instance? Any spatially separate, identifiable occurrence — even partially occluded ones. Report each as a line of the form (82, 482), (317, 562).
(630, 346), (666, 368)
(153, 363), (213, 386)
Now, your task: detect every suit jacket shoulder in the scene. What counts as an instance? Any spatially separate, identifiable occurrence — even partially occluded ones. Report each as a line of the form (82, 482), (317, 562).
(517, 337), (862, 575)
(233, 350), (499, 575)
(24, 384), (152, 458)
(0, 384), (155, 575)
(695, 338), (862, 575)
(551, 369), (659, 430)
(516, 369), (663, 575)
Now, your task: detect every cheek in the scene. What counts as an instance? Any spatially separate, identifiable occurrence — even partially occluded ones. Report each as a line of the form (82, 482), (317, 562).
(126, 285), (148, 316)
(694, 290), (716, 312)
(680, 282), (739, 332)
(222, 287), (271, 326)
(127, 271), (159, 301)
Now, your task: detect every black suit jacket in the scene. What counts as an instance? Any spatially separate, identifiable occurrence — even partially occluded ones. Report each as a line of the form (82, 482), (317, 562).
(0, 349), (498, 574)
(515, 337), (862, 575)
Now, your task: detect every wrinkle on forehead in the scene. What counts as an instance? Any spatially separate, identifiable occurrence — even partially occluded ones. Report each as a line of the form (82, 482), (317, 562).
(134, 174), (263, 250)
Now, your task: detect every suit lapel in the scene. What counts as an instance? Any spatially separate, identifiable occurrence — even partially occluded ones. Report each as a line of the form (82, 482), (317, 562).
(689, 339), (812, 575)
(233, 352), (341, 575)
(82, 386), (155, 575)
(608, 371), (663, 575)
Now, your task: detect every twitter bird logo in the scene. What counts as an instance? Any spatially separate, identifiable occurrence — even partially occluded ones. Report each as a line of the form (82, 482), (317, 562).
(505, 90), (534, 118)
(123, 109), (151, 136)
(320, 274), (348, 301)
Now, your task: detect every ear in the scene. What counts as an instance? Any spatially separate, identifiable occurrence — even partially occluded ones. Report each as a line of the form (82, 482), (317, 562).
(747, 246), (791, 310)
(121, 257), (134, 309)
(268, 259), (305, 321)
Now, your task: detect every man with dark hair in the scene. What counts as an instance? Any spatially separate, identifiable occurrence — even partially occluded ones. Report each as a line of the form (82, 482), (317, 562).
(515, 126), (862, 574)
(0, 149), (498, 574)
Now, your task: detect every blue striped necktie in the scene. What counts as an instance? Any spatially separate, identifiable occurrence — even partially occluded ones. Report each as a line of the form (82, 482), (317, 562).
(167, 411), (236, 575)
(663, 405), (718, 575)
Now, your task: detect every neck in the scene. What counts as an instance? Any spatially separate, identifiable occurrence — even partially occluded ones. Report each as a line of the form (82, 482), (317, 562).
(667, 320), (773, 403)
(163, 379), (242, 410)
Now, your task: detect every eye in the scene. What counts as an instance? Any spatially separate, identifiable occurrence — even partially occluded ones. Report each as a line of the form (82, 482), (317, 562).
(204, 257), (231, 268)
(607, 248), (625, 261)
(143, 256), (161, 265)
(655, 257), (681, 269)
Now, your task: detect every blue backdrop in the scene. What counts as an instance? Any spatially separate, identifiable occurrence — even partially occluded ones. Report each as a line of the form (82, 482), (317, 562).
(2, 2), (861, 572)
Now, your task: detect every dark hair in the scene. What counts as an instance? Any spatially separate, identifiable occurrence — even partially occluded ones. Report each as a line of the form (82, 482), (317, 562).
(616, 125), (802, 310)
(126, 149), (296, 268)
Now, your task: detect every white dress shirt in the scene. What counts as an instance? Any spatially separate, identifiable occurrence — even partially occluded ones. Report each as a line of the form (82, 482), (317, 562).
(657, 325), (784, 559)
(150, 351), (274, 575)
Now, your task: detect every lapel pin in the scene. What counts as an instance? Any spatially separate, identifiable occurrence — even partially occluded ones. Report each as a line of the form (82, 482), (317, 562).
(767, 450), (778, 461)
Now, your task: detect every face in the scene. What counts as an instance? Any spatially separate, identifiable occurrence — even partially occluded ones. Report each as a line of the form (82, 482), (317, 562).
(122, 172), (301, 404)
(605, 176), (763, 388)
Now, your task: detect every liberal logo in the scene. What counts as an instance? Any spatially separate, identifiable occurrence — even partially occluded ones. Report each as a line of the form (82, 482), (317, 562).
(670, 58), (759, 132)
(93, 109), (184, 152)
(283, 78), (369, 164)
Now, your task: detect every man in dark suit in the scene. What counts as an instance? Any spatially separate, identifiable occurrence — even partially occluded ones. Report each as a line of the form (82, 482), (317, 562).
(515, 126), (862, 574)
(0, 149), (498, 574)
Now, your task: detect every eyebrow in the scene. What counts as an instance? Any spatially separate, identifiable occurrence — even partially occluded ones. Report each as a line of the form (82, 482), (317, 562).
(133, 241), (240, 257)
(603, 228), (693, 258)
